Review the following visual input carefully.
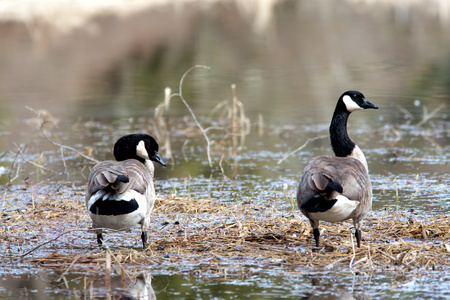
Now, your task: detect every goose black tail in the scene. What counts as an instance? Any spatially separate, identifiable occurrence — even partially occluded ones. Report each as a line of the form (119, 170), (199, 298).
(300, 195), (338, 213)
(327, 179), (343, 194)
(115, 175), (129, 183)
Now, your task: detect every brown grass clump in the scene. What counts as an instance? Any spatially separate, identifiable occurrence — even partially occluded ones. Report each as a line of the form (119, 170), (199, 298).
(0, 186), (449, 277)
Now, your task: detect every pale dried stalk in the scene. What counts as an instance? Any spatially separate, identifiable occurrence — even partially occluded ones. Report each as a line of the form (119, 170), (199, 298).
(13, 143), (56, 174)
(169, 65), (214, 169)
(39, 126), (99, 164)
(349, 231), (356, 268)
(154, 87), (173, 159)
(27, 106), (99, 170)
(104, 245), (133, 281)
(231, 83), (238, 151)
(277, 135), (328, 164)
(415, 103), (446, 128)
(258, 113), (264, 137)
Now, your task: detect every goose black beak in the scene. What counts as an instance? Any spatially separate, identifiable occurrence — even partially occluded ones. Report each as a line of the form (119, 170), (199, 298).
(152, 152), (167, 166)
(362, 98), (379, 109)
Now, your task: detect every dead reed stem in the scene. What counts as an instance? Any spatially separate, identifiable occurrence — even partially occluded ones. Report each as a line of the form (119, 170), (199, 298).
(415, 103), (446, 128)
(154, 66), (250, 175)
(27, 106), (99, 166)
(153, 87), (173, 160)
(15, 230), (72, 258)
(277, 135), (328, 164)
(169, 65), (214, 169)
(13, 143), (56, 174)
(39, 126), (99, 165)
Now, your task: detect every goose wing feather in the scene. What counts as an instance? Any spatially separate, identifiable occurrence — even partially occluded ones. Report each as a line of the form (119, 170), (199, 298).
(95, 172), (110, 187)
(298, 155), (369, 203)
(311, 172), (327, 191)
(101, 170), (120, 183)
(86, 160), (152, 201)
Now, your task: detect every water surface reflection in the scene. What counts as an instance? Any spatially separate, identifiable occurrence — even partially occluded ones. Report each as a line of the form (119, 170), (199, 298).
(3, 269), (450, 299)
(0, 271), (155, 299)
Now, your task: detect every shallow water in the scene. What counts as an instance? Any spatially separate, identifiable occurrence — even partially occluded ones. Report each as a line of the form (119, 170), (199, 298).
(1, 269), (450, 299)
(0, 0), (449, 298)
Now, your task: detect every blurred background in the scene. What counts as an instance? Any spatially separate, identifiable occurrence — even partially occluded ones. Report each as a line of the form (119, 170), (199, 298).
(1, 0), (449, 120)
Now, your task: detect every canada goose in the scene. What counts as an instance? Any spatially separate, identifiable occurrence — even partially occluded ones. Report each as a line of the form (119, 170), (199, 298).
(86, 134), (166, 248)
(297, 91), (378, 248)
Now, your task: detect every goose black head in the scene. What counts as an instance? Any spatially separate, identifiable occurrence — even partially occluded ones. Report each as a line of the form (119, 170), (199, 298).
(114, 134), (166, 166)
(330, 91), (379, 157)
(340, 91), (379, 113)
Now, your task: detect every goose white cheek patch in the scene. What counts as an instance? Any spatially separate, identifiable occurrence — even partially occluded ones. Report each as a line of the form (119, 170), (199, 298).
(136, 140), (150, 160)
(343, 95), (363, 112)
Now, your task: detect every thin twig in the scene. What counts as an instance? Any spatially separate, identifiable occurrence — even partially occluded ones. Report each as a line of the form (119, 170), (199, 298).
(27, 106), (99, 165)
(415, 103), (446, 128)
(56, 255), (82, 282)
(367, 244), (374, 269)
(349, 231), (356, 268)
(16, 230), (71, 258)
(218, 153), (230, 181)
(277, 135), (328, 164)
(39, 126), (99, 164)
(379, 250), (414, 270)
(170, 65), (213, 169)
(12, 143), (56, 174)
(396, 105), (414, 119)
(8, 149), (22, 184)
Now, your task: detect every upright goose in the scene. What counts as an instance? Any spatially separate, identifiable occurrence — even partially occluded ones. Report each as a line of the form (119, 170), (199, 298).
(86, 134), (166, 248)
(297, 91), (378, 248)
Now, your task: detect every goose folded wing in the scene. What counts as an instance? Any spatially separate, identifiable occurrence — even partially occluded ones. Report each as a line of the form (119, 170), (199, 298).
(88, 161), (149, 196)
(310, 172), (328, 191)
(122, 168), (147, 195)
(321, 161), (369, 201)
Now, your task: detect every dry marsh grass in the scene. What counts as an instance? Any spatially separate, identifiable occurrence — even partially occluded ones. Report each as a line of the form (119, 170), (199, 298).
(1, 187), (448, 278)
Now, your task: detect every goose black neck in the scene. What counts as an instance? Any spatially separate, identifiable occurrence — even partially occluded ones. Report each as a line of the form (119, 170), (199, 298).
(329, 109), (355, 157)
(114, 149), (146, 164)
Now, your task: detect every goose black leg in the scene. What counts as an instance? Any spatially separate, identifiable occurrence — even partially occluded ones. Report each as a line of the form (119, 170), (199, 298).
(355, 229), (361, 248)
(141, 231), (148, 248)
(97, 233), (104, 245)
(313, 228), (320, 247)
